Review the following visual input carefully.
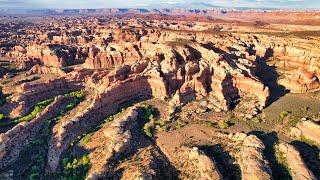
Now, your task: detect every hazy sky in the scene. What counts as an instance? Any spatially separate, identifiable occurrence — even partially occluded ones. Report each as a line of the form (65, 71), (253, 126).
(0, 0), (319, 9)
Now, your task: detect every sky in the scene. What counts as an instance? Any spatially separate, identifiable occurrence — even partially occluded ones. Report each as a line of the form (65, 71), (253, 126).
(0, 0), (319, 9)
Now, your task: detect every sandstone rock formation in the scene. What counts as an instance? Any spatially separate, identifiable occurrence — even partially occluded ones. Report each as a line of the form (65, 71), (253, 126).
(290, 120), (320, 145)
(85, 107), (139, 180)
(229, 133), (272, 180)
(187, 147), (223, 179)
(27, 64), (66, 76)
(277, 143), (316, 180)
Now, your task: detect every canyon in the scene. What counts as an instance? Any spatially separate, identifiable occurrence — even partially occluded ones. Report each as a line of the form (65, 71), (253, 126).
(0, 9), (319, 180)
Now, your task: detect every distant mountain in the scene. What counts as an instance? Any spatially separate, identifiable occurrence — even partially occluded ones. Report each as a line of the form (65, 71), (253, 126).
(147, 1), (223, 9)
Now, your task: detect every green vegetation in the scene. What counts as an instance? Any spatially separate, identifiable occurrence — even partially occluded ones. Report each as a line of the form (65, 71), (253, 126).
(141, 104), (172, 135)
(0, 98), (54, 127)
(80, 133), (92, 145)
(5, 90), (86, 178)
(103, 108), (126, 124)
(143, 117), (155, 137)
(60, 155), (91, 180)
(279, 111), (291, 122)
(141, 104), (156, 137)
(218, 120), (230, 129)
(20, 122), (50, 180)
(0, 90), (86, 128)
(19, 99), (54, 122)
(176, 119), (187, 129)
(64, 90), (85, 99)
(277, 110), (301, 130)
(157, 119), (170, 132)
(205, 121), (214, 128)
(0, 113), (5, 121)
(252, 116), (261, 123)
(20, 94), (84, 179)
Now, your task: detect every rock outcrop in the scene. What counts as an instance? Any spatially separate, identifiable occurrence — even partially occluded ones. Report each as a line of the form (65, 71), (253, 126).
(164, 146), (223, 179)
(290, 120), (320, 145)
(229, 133), (272, 180)
(27, 64), (66, 76)
(277, 143), (316, 180)
(85, 107), (139, 180)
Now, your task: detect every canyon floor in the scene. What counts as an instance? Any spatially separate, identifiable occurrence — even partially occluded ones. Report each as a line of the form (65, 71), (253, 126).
(0, 10), (320, 180)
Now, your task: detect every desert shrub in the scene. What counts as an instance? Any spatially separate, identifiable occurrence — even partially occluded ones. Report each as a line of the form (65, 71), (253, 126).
(65, 101), (78, 111)
(0, 113), (5, 121)
(64, 90), (85, 99)
(157, 119), (170, 132)
(218, 120), (230, 129)
(206, 121), (214, 128)
(251, 117), (261, 123)
(18, 98), (54, 122)
(140, 104), (157, 137)
(143, 118), (155, 137)
(61, 155), (91, 180)
(81, 134), (92, 145)
(279, 111), (291, 121)
(176, 119), (186, 129)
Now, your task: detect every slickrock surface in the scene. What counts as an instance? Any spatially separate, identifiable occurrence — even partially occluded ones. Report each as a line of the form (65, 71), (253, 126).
(229, 133), (272, 180)
(277, 143), (317, 180)
(85, 107), (139, 180)
(290, 120), (320, 145)
(163, 146), (223, 179)
(187, 147), (222, 179)
(117, 146), (176, 180)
